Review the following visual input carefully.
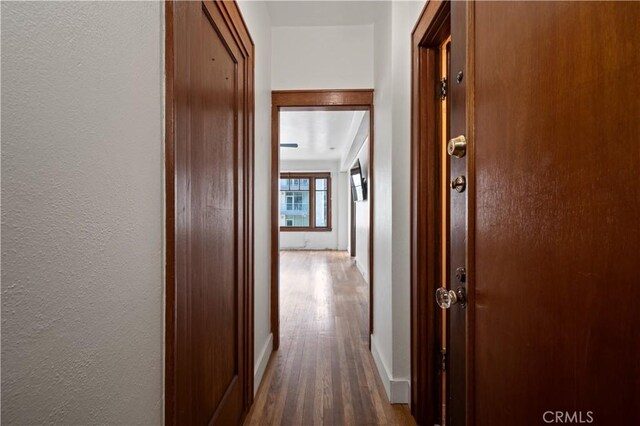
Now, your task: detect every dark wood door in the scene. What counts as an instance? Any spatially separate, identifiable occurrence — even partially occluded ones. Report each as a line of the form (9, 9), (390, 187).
(447, 2), (467, 424)
(166, 1), (254, 424)
(449, 2), (640, 425)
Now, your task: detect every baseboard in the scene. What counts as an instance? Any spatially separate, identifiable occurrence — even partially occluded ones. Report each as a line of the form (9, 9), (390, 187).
(370, 335), (410, 404)
(254, 333), (273, 396)
(390, 378), (410, 404)
(354, 258), (369, 283)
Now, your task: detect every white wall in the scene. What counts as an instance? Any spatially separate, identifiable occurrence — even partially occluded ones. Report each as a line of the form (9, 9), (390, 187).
(390, 0), (425, 387)
(352, 139), (370, 283)
(337, 171), (349, 251)
(280, 160), (347, 250)
(272, 25), (374, 90)
(370, 0), (425, 404)
(1, 2), (164, 423)
(236, 0), (273, 395)
(371, 0), (396, 402)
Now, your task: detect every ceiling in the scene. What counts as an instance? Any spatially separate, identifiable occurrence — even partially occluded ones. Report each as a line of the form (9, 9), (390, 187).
(280, 110), (365, 161)
(266, 1), (384, 27)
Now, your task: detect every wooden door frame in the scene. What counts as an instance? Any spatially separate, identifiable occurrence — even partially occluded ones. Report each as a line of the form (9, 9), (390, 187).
(271, 89), (374, 350)
(164, 0), (255, 423)
(410, 1), (452, 425)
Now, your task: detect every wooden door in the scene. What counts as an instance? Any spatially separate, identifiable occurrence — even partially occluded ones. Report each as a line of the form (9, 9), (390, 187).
(449, 1), (640, 424)
(166, 1), (254, 424)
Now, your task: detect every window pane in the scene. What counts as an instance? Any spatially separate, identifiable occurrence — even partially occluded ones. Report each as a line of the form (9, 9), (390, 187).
(279, 175), (329, 230)
(315, 190), (328, 227)
(280, 190), (309, 227)
(315, 178), (327, 191)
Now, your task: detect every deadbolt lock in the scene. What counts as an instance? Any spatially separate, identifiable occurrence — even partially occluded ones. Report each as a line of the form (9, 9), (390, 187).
(451, 176), (466, 193)
(447, 135), (467, 158)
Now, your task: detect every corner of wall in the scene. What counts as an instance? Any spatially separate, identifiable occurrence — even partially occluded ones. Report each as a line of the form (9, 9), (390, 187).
(371, 334), (410, 404)
(254, 333), (273, 395)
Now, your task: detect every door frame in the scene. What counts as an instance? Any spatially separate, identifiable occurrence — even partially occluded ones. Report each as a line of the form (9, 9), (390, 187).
(271, 89), (374, 350)
(164, 0), (255, 423)
(410, 1), (453, 425)
(411, 1), (476, 424)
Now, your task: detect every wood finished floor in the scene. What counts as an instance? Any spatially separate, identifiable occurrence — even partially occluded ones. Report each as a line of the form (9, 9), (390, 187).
(245, 251), (415, 426)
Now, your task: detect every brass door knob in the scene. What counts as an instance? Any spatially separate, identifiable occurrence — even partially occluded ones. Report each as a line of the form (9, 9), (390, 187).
(447, 135), (467, 158)
(451, 176), (466, 193)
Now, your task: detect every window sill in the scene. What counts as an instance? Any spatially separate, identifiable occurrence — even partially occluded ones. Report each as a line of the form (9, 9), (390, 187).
(280, 227), (333, 233)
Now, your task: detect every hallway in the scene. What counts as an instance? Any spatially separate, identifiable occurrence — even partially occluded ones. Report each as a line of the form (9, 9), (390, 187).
(4, 1), (639, 424)
(245, 251), (414, 425)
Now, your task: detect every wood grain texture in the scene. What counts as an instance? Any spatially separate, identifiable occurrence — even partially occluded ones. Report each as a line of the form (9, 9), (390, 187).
(246, 251), (415, 426)
(271, 101), (280, 350)
(271, 90), (375, 352)
(165, 1), (254, 424)
(272, 89), (374, 108)
(164, 1), (176, 421)
(410, 2), (450, 425)
(447, 1), (469, 424)
(472, 2), (640, 425)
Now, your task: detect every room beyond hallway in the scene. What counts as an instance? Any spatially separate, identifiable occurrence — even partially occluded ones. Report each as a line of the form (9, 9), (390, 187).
(245, 251), (414, 426)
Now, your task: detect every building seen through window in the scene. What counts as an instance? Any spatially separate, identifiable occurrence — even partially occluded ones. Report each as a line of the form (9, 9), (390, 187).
(279, 173), (330, 230)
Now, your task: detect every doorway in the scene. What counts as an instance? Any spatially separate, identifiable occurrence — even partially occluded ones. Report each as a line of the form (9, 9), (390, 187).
(270, 90), (375, 350)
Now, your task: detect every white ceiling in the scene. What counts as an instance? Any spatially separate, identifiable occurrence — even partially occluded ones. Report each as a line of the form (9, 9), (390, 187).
(280, 110), (365, 161)
(266, 1), (384, 27)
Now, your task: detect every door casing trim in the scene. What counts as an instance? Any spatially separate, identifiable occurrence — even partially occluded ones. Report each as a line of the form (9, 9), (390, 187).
(410, 1), (451, 424)
(270, 89), (375, 350)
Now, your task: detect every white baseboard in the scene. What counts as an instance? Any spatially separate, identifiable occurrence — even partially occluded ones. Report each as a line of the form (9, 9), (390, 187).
(370, 335), (410, 404)
(354, 258), (369, 283)
(254, 333), (273, 396)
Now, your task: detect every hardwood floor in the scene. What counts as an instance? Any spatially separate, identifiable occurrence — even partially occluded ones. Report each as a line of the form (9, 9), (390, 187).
(245, 251), (415, 426)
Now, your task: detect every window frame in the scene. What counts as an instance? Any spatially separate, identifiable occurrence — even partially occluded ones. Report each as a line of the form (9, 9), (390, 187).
(279, 172), (332, 232)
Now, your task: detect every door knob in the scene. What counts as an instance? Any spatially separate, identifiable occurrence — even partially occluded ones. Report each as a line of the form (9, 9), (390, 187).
(436, 287), (466, 309)
(447, 135), (467, 158)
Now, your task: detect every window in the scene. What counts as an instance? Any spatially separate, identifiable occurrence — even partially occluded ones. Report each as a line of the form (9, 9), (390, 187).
(280, 172), (331, 231)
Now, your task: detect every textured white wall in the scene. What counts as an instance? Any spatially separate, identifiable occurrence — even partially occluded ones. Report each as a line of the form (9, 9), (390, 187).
(236, 0), (274, 394)
(1, 2), (164, 423)
(279, 160), (344, 250)
(272, 25), (374, 90)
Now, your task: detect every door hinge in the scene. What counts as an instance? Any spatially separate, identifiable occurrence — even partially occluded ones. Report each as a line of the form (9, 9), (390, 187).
(440, 349), (447, 372)
(439, 77), (447, 100)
